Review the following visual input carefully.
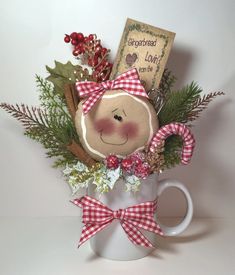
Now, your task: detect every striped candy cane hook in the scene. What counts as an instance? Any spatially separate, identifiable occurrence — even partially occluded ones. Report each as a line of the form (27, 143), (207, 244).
(149, 123), (195, 165)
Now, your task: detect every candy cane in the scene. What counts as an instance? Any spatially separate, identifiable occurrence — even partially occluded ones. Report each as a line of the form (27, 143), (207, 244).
(149, 123), (195, 165)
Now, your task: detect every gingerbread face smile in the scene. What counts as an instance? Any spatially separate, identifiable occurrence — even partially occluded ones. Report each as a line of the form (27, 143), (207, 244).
(75, 89), (159, 161)
(100, 131), (129, 146)
(95, 114), (139, 146)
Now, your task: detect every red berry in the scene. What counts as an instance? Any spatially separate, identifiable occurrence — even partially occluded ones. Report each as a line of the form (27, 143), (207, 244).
(77, 32), (84, 42)
(101, 48), (107, 55)
(74, 47), (82, 54)
(72, 49), (79, 56)
(107, 62), (113, 68)
(88, 34), (94, 40)
(134, 163), (150, 179)
(84, 36), (89, 43)
(88, 57), (93, 66)
(105, 155), (119, 169)
(64, 34), (70, 43)
(71, 39), (78, 46)
(121, 158), (133, 172)
(92, 71), (99, 79)
(95, 65), (103, 73)
(93, 56), (99, 66)
(75, 42), (81, 49)
(70, 32), (77, 40)
(95, 45), (102, 55)
(101, 60), (109, 68)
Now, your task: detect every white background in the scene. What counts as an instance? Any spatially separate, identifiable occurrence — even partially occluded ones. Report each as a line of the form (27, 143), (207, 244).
(0, 0), (234, 218)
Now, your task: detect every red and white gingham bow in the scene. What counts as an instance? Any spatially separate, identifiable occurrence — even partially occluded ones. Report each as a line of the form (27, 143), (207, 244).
(76, 68), (148, 114)
(72, 195), (163, 248)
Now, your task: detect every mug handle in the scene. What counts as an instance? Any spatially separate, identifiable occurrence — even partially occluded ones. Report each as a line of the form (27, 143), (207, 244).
(156, 178), (193, 236)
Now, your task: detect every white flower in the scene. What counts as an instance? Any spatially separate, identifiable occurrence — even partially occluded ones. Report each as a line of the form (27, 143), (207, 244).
(63, 164), (73, 175)
(125, 175), (141, 192)
(106, 167), (121, 189)
(73, 161), (87, 172)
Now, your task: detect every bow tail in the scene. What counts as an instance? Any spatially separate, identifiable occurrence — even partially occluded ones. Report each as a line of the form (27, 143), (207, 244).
(78, 222), (111, 247)
(127, 218), (164, 236)
(121, 221), (155, 248)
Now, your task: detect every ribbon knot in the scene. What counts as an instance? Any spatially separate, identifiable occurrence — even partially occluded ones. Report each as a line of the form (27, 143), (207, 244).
(72, 195), (163, 248)
(76, 68), (148, 114)
(101, 80), (114, 90)
(113, 209), (125, 220)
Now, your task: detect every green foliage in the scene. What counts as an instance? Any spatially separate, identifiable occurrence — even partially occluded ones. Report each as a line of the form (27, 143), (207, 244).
(158, 82), (201, 169)
(163, 136), (183, 169)
(46, 61), (92, 95)
(1, 59), (224, 171)
(1, 76), (80, 168)
(159, 82), (202, 126)
(188, 91), (225, 121)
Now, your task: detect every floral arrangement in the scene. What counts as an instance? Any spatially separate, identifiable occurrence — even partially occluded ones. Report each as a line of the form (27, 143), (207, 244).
(0, 31), (224, 195)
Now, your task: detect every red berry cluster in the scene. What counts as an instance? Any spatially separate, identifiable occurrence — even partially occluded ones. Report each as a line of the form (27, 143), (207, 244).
(64, 32), (112, 82)
(105, 153), (151, 179)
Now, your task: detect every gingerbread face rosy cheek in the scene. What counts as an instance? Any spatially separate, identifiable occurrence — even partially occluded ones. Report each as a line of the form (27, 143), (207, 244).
(74, 89), (159, 161)
(94, 118), (115, 136)
(94, 117), (139, 146)
(119, 122), (139, 140)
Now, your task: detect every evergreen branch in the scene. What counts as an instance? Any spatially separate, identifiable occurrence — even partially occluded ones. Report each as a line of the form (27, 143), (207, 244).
(1, 91), (79, 168)
(0, 103), (48, 129)
(188, 91), (225, 121)
(36, 75), (70, 121)
(158, 82), (202, 126)
(163, 136), (182, 169)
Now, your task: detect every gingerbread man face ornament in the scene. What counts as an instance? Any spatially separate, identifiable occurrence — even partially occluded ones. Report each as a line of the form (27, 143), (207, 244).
(75, 69), (159, 161)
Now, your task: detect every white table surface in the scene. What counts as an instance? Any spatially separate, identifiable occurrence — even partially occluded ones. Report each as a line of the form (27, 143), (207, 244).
(0, 217), (234, 275)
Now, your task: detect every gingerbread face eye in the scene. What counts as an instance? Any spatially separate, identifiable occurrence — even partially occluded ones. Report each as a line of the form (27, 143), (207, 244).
(114, 114), (123, 122)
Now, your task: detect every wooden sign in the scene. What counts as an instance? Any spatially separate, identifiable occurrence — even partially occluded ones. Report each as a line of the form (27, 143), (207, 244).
(110, 18), (175, 91)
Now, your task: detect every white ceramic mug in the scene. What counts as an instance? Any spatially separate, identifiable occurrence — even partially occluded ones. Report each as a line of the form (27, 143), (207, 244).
(88, 173), (193, 261)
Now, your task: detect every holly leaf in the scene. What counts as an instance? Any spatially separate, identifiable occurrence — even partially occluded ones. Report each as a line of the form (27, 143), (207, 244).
(46, 61), (92, 95)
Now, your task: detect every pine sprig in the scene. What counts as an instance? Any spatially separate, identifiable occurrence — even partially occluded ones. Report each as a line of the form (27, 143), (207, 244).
(0, 75), (81, 167)
(0, 103), (49, 129)
(188, 91), (225, 121)
(36, 76), (79, 143)
(163, 136), (183, 169)
(0, 102), (77, 167)
(158, 82), (202, 126)
(36, 75), (70, 120)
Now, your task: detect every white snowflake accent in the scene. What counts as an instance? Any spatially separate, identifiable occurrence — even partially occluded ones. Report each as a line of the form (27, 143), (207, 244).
(106, 166), (122, 189)
(125, 175), (141, 192)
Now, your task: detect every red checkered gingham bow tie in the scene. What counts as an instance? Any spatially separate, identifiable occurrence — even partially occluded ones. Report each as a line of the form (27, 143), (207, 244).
(72, 195), (163, 248)
(76, 68), (148, 114)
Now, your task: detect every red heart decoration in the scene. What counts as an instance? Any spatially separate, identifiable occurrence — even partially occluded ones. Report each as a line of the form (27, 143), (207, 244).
(125, 53), (138, 67)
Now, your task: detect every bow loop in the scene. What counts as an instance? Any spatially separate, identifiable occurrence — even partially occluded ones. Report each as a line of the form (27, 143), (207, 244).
(78, 81), (104, 97)
(76, 68), (148, 114)
(126, 200), (156, 217)
(72, 195), (163, 248)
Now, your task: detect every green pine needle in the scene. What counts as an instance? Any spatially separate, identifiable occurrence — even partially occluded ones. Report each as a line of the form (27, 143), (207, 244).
(1, 76), (80, 168)
(159, 82), (202, 126)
